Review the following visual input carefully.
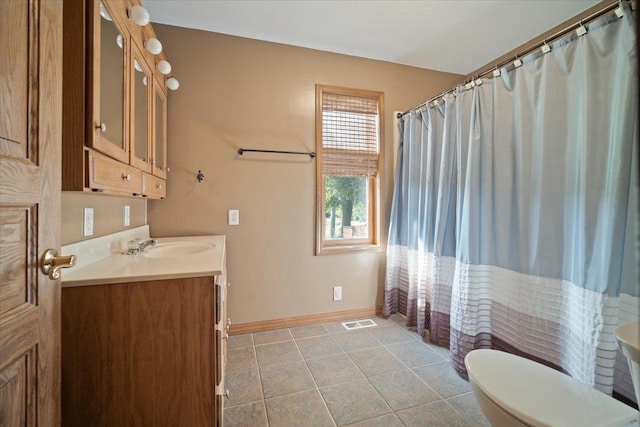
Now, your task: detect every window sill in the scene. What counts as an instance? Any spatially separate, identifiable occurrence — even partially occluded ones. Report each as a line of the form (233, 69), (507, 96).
(316, 243), (381, 256)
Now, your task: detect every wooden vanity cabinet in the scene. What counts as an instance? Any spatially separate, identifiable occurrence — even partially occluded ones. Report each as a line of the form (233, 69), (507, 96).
(62, 0), (169, 199)
(62, 275), (228, 426)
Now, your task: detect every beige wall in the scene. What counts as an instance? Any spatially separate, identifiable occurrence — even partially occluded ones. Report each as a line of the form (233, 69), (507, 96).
(61, 193), (146, 244)
(147, 25), (462, 325)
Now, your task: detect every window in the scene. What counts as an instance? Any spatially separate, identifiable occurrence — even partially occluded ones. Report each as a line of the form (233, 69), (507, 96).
(315, 85), (384, 255)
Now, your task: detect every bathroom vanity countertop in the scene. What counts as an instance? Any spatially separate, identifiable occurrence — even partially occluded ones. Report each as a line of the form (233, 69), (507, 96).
(61, 227), (226, 287)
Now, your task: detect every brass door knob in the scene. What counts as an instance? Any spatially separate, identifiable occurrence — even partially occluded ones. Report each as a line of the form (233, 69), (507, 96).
(41, 248), (76, 280)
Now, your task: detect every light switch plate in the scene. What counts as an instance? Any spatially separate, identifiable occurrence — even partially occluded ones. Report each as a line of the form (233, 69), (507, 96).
(83, 207), (94, 236)
(228, 209), (239, 226)
(124, 205), (130, 226)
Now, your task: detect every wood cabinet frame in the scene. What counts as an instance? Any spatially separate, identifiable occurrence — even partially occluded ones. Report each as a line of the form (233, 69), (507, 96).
(62, 0), (171, 199)
(88, 0), (130, 163)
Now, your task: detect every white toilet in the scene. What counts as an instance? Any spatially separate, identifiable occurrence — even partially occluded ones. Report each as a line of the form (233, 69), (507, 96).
(465, 349), (640, 427)
(616, 322), (640, 408)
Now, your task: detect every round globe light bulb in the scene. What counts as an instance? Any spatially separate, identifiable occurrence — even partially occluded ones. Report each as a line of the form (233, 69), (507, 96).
(100, 3), (112, 21)
(144, 38), (163, 55)
(156, 60), (172, 75)
(116, 34), (123, 49)
(129, 5), (150, 26)
(142, 76), (148, 87)
(166, 77), (179, 91)
(134, 59), (143, 73)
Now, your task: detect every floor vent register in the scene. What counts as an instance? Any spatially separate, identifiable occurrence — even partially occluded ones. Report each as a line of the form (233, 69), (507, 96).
(341, 319), (377, 331)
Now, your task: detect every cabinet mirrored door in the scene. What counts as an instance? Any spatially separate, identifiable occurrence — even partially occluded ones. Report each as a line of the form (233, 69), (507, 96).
(90, 1), (129, 163)
(153, 81), (167, 179)
(130, 44), (152, 173)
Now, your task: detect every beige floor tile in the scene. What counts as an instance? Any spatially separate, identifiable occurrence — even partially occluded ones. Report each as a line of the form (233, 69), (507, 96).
(368, 369), (440, 411)
(253, 328), (293, 345)
(320, 379), (391, 426)
(265, 390), (334, 427)
(227, 333), (253, 350)
(348, 347), (405, 377)
(296, 335), (344, 360)
(224, 365), (263, 407)
(226, 347), (257, 374)
(344, 412), (404, 427)
(323, 319), (361, 334)
(290, 324), (330, 339)
(412, 361), (472, 398)
(259, 361), (316, 398)
(396, 400), (477, 427)
(333, 329), (380, 352)
(386, 340), (446, 367)
(446, 392), (492, 427)
(306, 353), (364, 387)
(367, 325), (417, 345)
(224, 401), (268, 427)
(255, 341), (303, 368)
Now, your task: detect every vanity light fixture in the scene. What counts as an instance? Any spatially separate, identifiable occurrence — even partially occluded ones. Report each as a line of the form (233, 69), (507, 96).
(166, 77), (179, 91)
(144, 38), (163, 55)
(129, 5), (150, 26)
(156, 60), (172, 75)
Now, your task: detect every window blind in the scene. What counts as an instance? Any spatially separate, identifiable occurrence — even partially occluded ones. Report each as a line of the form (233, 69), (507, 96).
(321, 92), (379, 177)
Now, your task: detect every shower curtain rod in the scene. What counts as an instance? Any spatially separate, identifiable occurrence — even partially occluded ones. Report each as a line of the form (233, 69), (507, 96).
(397, 0), (630, 119)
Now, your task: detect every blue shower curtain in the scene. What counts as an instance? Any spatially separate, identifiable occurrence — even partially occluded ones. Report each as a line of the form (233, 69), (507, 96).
(384, 6), (638, 403)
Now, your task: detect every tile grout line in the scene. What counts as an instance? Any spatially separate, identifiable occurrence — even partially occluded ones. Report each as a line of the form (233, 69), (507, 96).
(290, 326), (339, 427)
(249, 331), (270, 426)
(330, 325), (406, 424)
(226, 316), (481, 426)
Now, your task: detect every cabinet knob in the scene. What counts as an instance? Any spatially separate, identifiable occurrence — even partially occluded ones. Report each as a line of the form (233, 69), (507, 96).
(156, 183), (162, 190)
(96, 122), (107, 132)
(122, 173), (131, 182)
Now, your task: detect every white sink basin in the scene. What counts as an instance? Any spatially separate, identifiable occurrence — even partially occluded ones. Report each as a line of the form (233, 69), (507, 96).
(143, 242), (215, 258)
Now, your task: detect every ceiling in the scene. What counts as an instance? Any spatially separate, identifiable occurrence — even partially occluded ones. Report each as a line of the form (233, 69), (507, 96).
(143, 0), (600, 75)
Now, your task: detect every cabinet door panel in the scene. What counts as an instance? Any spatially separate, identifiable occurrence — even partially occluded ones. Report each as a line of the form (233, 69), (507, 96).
(130, 43), (152, 173)
(62, 277), (216, 426)
(152, 81), (168, 179)
(89, 1), (129, 163)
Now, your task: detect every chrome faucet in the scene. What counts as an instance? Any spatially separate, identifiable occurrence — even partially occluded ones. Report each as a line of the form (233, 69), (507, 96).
(126, 239), (158, 255)
(139, 239), (158, 252)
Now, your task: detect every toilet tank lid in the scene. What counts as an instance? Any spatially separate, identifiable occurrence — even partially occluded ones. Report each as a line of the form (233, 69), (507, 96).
(464, 349), (639, 427)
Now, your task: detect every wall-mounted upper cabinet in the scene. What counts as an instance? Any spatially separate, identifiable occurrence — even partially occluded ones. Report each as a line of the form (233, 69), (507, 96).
(63, 0), (173, 199)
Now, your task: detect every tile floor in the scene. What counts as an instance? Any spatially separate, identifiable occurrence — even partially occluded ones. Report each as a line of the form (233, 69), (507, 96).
(223, 314), (491, 426)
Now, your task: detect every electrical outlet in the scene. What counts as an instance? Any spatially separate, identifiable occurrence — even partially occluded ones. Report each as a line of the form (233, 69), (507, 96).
(228, 209), (239, 226)
(124, 205), (130, 226)
(83, 207), (94, 236)
(333, 286), (342, 301)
